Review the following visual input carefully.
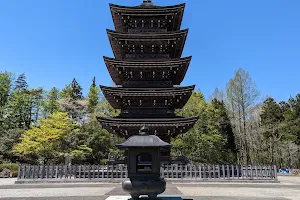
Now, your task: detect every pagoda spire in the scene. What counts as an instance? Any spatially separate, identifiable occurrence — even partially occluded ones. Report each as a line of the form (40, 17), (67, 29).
(142, 0), (153, 6)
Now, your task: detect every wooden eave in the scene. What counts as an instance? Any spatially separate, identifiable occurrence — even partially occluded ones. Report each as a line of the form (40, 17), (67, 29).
(107, 29), (188, 60)
(97, 115), (198, 137)
(100, 85), (195, 96)
(109, 3), (185, 32)
(103, 56), (192, 85)
(100, 85), (195, 109)
(97, 116), (198, 124)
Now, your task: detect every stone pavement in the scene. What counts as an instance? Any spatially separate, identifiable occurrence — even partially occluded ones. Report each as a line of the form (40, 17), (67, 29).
(0, 176), (299, 200)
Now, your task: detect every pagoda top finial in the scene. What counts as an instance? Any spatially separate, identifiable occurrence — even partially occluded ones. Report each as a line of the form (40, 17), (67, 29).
(142, 0), (153, 6)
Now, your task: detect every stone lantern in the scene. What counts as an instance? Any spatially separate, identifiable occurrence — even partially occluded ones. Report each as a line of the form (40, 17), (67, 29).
(117, 126), (171, 200)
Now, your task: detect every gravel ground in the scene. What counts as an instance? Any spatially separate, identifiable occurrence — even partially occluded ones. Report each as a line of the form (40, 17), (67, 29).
(0, 178), (16, 186)
(0, 187), (114, 198)
(0, 176), (299, 199)
(178, 187), (300, 200)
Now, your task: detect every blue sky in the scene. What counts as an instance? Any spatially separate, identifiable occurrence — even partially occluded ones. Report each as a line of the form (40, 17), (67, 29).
(0, 0), (299, 102)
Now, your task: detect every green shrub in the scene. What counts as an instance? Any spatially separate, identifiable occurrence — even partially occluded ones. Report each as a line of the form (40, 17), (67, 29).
(11, 170), (18, 177)
(0, 163), (19, 172)
(100, 159), (108, 165)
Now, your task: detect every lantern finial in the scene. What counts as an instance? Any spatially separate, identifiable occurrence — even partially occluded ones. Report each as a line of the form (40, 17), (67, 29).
(139, 125), (149, 135)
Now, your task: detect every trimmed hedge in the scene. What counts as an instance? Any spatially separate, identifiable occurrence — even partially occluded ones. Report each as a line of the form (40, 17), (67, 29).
(0, 163), (19, 177)
(0, 163), (19, 171)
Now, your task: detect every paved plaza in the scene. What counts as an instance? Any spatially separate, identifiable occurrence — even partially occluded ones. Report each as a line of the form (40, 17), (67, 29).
(0, 176), (299, 200)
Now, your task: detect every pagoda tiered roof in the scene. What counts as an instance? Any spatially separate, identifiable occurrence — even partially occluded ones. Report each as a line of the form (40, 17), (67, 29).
(109, 3), (185, 33)
(100, 85), (195, 110)
(103, 56), (191, 86)
(97, 1), (198, 162)
(107, 29), (188, 60)
(96, 116), (198, 138)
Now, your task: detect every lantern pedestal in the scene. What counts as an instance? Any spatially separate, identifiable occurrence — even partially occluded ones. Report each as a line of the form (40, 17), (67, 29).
(122, 178), (166, 200)
(106, 196), (183, 200)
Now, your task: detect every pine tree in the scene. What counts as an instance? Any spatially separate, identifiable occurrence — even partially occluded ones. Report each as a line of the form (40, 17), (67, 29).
(15, 73), (28, 91)
(87, 77), (99, 114)
(211, 99), (236, 154)
(61, 78), (83, 100)
(60, 79), (86, 123)
(261, 98), (283, 127)
(0, 72), (13, 127)
(71, 78), (83, 100)
(7, 74), (31, 129)
(44, 87), (60, 116)
(261, 97), (285, 164)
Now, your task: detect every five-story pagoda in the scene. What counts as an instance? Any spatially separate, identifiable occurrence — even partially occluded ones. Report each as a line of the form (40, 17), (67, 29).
(97, 0), (198, 163)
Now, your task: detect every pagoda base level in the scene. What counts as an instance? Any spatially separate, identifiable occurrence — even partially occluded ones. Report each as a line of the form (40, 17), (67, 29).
(122, 178), (166, 200)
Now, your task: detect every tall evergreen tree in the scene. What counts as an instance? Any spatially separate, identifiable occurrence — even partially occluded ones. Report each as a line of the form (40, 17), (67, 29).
(71, 78), (83, 100)
(60, 79), (86, 123)
(7, 74), (31, 129)
(28, 88), (44, 124)
(261, 97), (284, 164)
(283, 95), (300, 145)
(43, 87), (60, 116)
(172, 92), (229, 164)
(261, 98), (283, 126)
(15, 73), (28, 91)
(0, 72), (13, 127)
(60, 78), (83, 100)
(211, 99), (236, 155)
(87, 77), (99, 114)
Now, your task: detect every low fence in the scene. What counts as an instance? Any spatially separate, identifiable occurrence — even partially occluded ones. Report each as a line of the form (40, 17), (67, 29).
(17, 164), (277, 181)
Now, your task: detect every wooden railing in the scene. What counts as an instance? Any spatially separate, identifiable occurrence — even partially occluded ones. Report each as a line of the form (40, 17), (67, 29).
(17, 164), (277, 181)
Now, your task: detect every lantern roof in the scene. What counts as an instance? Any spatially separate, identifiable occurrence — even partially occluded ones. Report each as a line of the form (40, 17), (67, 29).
(117, 126), (172, 149)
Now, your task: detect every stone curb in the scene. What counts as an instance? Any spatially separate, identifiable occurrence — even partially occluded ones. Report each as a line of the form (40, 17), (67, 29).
(15, 178), (280, 184)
